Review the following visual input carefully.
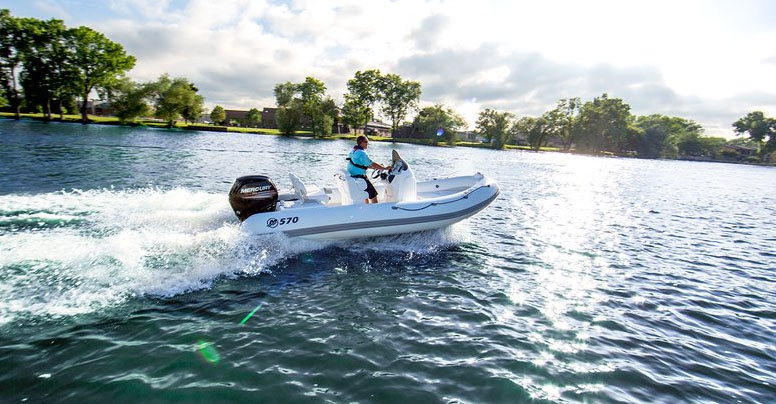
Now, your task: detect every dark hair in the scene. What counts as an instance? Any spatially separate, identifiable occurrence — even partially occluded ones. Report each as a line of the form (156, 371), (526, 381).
(356, 135), (369, 145)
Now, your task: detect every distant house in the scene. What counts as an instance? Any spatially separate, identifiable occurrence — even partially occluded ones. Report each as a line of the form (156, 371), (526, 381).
(355, 121), (391, 136)
(722, 144), (757, 158)
(332, 121), (348, 134)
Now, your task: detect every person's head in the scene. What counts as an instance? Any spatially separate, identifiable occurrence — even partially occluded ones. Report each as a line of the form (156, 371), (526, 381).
(356, 135), (369, 148)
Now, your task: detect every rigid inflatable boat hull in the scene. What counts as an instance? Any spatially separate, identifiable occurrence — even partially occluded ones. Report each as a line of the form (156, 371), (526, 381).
(241, 174), (499, 240)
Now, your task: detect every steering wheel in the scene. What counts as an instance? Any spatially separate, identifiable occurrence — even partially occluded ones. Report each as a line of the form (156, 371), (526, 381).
(371, 169), (383, 179)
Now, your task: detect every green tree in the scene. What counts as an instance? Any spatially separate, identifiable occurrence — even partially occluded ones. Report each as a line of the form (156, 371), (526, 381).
(341, 94), (370, 133)
(544, 98), (580, 150)
(104, 76), (152, 123)
(273, 81), (296, 108)
(151, 74), (203, 125)
(273, 81), (301, 134)
(0, 10), (24, 118)
(344, 69), (383, 131)
(476, 109), (514, 149)
(297, 76), (333, 137)
(276, 104), (301, 135)
(665, 120), (703, 158)
(297, 76), (325, 110)
(244, 107), (261, 127)
(676, 131), (703, 156)
(491, 112), (514, 149)
(413, 104), (466, 145)
(320, 97), (338, 124)
(698, 137), (727, 158)
(633, 115), (670, 158)
(311, 111), (333, 138)
(475, 109), (497, 143)
(576, 93), (633, 153)
(732, 111), (776, 159)
(180, 82), (203, 123)
(515, 116), (552, 151)
(4, 14), (80, 120)
(67, 26), (135, 122)
(309, 96), (338, 138)
(633, 115), (703, 159)
(273, 77), (335, 137)
(18, 18), (67, 120)
(379, 73), (421, 134)
(210, 105), (225, 125)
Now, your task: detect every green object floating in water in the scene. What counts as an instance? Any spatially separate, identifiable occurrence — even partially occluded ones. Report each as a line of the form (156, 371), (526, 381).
(196, 340), (220, 363)
(240, 303), (262, 325)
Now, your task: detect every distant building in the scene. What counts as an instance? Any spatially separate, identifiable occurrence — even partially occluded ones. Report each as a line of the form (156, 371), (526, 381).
(722, 144), (757, 158)
(261, 107), (278, 129)
(262, 107), (313, 129)
(224, 109), (249, 126)
(353, 121), (391, 136)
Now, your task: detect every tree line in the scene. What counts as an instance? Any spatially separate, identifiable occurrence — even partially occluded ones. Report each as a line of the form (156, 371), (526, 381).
(0, 9), (135, 121)
(268, 71), (774, 162)
(0, 10), (203, 125)
(471, 94), (774, 161)
(472, 94), (713, 157)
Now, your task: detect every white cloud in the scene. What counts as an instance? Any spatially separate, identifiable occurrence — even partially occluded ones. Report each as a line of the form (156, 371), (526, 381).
(33, 0), (71, 20)
(30, 0), (776, 136)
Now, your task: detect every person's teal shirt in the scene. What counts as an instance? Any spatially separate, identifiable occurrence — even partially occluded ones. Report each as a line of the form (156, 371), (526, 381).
(347, 147), (372, 176)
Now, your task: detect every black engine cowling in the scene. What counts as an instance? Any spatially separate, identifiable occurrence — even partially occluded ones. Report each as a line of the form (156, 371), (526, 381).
(228, 175), (278, 221)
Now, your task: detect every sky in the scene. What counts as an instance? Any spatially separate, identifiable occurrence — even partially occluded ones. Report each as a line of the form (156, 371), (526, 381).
(6, 0), (776, 136)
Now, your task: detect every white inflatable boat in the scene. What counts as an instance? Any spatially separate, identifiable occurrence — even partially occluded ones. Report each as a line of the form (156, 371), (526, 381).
(228, 151), (499, 240)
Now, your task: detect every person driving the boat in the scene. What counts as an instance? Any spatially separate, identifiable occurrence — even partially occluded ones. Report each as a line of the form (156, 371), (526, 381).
(347, 135), (388, 204)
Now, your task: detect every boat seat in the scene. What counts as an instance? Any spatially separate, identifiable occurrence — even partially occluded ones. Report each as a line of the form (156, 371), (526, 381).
(289, 173), (329, 204)
(335, 170), (368, 205)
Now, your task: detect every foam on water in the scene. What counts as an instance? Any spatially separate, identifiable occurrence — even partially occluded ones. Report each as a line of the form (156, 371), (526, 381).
(0, 188), (324, 324)
(0, 187), (465, 324)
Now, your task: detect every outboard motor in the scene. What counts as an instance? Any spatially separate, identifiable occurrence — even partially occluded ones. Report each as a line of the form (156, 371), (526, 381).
(228, 175), (278, 221)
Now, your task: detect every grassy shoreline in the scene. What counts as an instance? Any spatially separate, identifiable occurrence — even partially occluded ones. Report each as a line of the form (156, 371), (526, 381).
(3, 113), (770, 165)
(0, 112), (554, 151)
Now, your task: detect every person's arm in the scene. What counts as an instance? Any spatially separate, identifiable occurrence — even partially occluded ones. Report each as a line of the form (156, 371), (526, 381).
(360, 150), (387, 170)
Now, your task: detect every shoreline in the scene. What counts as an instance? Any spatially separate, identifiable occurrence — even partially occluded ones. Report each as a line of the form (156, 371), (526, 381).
(0, 112), (535, 149)
(2, 113), (772, 167)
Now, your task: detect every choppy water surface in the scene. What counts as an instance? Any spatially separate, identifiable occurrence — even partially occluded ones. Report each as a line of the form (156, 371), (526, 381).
(1, 120), (775, 403)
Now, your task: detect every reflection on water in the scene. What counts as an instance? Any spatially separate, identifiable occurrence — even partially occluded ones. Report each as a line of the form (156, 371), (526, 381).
(502, 156), (626, 399)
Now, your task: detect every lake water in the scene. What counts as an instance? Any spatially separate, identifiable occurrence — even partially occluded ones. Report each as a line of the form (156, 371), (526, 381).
(1, 119), (775, 403)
